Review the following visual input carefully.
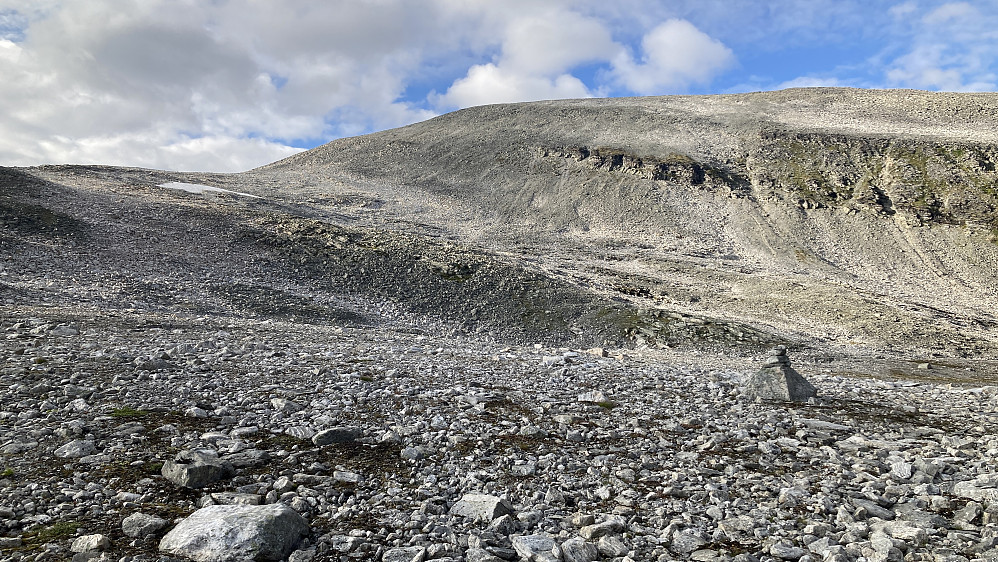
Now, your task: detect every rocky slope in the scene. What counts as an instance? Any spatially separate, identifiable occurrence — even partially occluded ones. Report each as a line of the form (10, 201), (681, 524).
(2, 88), (998, 561)
(253, 88), (998, 359)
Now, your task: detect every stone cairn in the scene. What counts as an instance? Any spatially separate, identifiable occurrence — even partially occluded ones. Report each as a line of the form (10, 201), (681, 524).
(743, 345), (818, 402)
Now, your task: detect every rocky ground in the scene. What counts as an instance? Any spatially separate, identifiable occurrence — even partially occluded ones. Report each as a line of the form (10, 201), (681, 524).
(2, 307), (998, 562)
(3, 89), (998, 562)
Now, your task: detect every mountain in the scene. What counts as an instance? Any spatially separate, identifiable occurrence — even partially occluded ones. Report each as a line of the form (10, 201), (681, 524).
(4, 88), (998, 361)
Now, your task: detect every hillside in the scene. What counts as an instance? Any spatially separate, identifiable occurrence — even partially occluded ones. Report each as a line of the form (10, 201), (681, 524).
(253, 88), (998, 359)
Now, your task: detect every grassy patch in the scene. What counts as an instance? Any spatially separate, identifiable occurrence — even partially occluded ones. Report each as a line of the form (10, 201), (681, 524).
(11, 520), (83, 552)
(111, 406), (150, 418)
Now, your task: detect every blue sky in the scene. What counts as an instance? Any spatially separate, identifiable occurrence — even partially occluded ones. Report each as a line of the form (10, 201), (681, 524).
(0, 0), (995, 172)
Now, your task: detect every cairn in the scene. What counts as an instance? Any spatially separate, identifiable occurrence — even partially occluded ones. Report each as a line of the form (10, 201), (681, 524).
(743, 345), (817, 402)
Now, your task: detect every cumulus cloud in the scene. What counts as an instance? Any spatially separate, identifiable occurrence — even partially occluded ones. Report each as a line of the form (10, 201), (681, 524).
(611, 19), (734, 95)
(0, 1), (453, 172)
(437, 8), (734, 108)
(439, 63), (592, 108)
(436, 6), (619, 108)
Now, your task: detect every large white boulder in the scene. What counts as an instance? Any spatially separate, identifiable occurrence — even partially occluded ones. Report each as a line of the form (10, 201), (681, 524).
(159, 504), (308, 562)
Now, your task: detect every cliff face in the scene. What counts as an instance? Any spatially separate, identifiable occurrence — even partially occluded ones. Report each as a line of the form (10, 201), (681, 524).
(748, 130), (998, 230)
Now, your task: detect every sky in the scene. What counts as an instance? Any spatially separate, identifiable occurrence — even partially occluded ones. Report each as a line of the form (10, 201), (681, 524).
(0, 0), (996, 173)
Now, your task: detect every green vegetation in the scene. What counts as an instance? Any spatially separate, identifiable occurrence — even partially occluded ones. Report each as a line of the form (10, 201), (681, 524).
(27, 520), (80, 544)
(0, 467), (13, 478)
(111, 406), (149, 418)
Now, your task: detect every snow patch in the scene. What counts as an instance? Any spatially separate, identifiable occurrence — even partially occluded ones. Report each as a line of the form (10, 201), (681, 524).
(158, 182), (261, 199)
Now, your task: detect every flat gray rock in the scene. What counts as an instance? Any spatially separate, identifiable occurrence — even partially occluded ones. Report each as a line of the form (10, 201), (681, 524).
(312, 426), (361, 445)
(382, 546), (426, 562)
(159, 504), (308, 562)
(561, 537), (599, 562)
(54, 439), (96, 458)
(449, 493), (514, 521)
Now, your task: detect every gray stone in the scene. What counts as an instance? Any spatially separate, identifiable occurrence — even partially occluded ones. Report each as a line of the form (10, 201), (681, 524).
(210, 491), (263, 505)
(162, 449), (235, 488)
(159, 504), (308, 562)
(122, 512), (168, 538)
(579, 517), (625, 539)
(449, 493), (514, 521)
(561, 537), (598, 562)
(743, 347), (817, 402)
(382, 546), (426, 562)
(952, 480), (998, 502)
(852, 498), (895, 520)
(486, 513), (519, 535)
(890, 460), (913, 480)
(54, 439), (96, 458)
(270, 398), (303, 413)
(671, 529), (709, 554)
(401, 446), (425, 460)
(770, 543), (806, 560)
(597, 535), (629, 557)
(222, 448), (270, 468)
(71, 534), (110, 553)
(312, 426), (361, 445)
(465, 547), (503, 562)
(577, 390), (610, 403)
(511, 534), (560, 562)
(284, 425), (315, 439)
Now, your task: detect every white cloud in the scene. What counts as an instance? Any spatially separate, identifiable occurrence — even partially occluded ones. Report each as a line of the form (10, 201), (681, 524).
(0, 1), (454, 171)
(439, 63), (592, 108)
(436, 5), (620, 108)
(612, 19), (734, 95)
(882, 1), (998, 91)
(888, 2), (918, 18)
(499, 9), (619, 76)
(776, 76), (845, 89)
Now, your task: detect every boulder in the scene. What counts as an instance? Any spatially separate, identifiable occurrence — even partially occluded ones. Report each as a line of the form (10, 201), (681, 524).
(162, 449), (235, 488)
(54, 439), (96, 458)
(71, 534), (110, 553)
(382, 546), (426, 562)
(743, 346), (817, 402)
(511, 534), (560, 562)
(561, 537), (599, 562)
(159, 504), (308, 561)
(312, 426), (361, 446)
(122, 512), (168, 538)
(449, 493), (514, 521)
